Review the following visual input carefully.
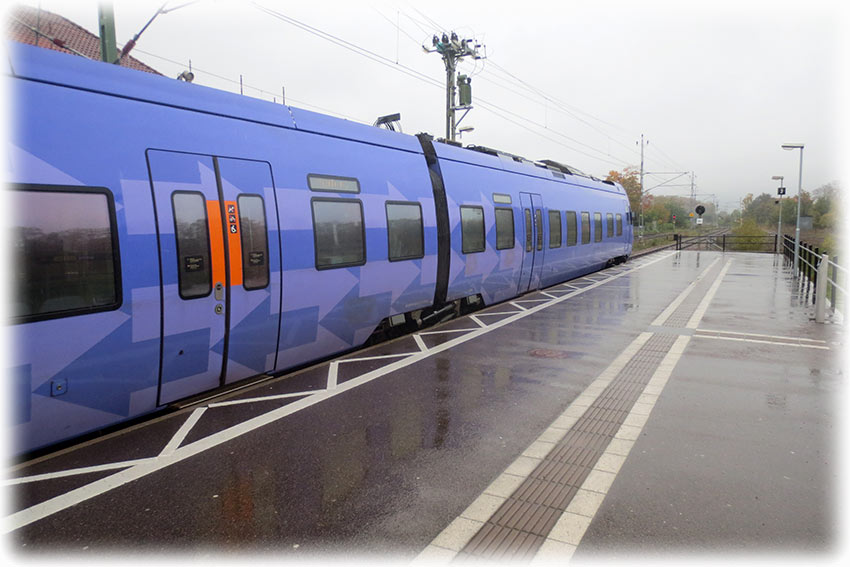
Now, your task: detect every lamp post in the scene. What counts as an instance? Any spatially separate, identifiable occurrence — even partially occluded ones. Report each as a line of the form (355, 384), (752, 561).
(781, 143), (804, 275)
(771, 175), (784, 254)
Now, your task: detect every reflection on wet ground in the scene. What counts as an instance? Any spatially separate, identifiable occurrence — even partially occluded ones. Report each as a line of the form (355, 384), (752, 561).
(6, 251), (842, 560)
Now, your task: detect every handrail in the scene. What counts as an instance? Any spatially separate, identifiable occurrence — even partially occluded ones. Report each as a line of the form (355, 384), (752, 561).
(779, 234), (843, 322)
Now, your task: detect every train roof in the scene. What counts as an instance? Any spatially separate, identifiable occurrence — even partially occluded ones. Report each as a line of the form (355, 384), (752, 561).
(428, 136), (624, 195)
(8, 41), (626, 197)
(6, 41), (423, 154)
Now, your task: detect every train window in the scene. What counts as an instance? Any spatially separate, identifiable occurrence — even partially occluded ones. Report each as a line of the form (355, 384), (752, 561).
(312, 198), (366, 269)
(607, 213), (615, 238)
(386, 201), (424, 261)
(524, 209), (532, 252)
(307, 174), (360, 194)
(548, 210), (562, 248)
(11, 185), (121, 323)
(566, 211), (577, 246)
(495, 207), (515, 250)
(535, 209), (543, 251)
(594, 212), (603, 242)
(173, 191), (213, 299)
(237, 194), (270, 290)
(616, 213), (623, 236)
(460, 205), (485, 254)
(581, 211), (591, 244)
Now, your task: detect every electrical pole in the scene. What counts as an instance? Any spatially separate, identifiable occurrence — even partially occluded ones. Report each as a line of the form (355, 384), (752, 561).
(98, 2), (117, 63)
(690, 172), (695, 228)
(424, 32), (484, 142)
(638, 134), (646, 235)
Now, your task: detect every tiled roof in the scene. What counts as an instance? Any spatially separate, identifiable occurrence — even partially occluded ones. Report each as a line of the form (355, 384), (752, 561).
(7, 4), (162, 75)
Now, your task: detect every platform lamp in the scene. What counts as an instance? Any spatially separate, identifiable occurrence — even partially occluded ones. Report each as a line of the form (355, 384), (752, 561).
(781, 143), (804, 276)
(771, 175), (784, 254)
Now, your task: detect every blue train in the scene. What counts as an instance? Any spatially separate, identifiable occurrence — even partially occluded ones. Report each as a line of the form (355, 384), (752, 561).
(7, 42), (633, 454)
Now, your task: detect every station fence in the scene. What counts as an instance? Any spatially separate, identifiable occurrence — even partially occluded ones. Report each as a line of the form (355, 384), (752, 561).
(780, 234), (844, 322)
(675, 233), (777, 253)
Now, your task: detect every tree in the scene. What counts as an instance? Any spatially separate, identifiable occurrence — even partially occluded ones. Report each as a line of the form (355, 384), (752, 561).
(606, 167), (641, 218)
(743, 193), (776, 225)
(812, 182), (840, 229)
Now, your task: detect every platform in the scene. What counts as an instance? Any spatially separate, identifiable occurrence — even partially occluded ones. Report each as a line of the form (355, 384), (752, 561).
(3, 250), (843, 562)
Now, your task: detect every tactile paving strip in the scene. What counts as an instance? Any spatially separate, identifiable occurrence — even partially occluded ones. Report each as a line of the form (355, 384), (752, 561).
(452, 262), (729, 561)
(663, 263), (724, 328)
(457, 334), (677, 561)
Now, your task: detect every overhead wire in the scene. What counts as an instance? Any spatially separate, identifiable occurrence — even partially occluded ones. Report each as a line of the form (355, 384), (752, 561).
(385, 7), (636, 167)
(410, 6), (448, 35)
(370, 6), (423, 49)
(131, 47), (368, 122)
(483, 60), (641, 158)
(253, 2), (630, 167)
(252, 3), (443, 91)
(143, 2), (639, 171)
(391, 7), (642, 166)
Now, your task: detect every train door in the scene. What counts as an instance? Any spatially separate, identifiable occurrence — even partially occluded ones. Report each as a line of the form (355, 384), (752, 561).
(147, 150), (281, 405)
(517, 192), (545, 293)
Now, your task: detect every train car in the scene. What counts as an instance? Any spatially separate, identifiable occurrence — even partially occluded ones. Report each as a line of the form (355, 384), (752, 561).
(6, 42), (632, 455)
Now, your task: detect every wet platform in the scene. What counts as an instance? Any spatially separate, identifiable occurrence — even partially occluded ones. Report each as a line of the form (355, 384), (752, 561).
(3, 250), (843, 562)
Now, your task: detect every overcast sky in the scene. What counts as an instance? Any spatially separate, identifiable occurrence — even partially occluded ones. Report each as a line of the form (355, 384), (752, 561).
(8, 0), (848, 211)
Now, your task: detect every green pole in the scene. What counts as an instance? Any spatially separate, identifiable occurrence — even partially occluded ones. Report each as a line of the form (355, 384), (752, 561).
(98, 3), (118, 63)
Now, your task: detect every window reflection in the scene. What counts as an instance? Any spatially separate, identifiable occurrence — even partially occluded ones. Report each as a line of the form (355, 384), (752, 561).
(237, 195), (270, 289)
(12, 189), (118, 320)
(312, 199), (365, 269)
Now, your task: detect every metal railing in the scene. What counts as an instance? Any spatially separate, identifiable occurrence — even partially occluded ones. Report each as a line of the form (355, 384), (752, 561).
(781, 234), (845, 322)
(673, 231), (777, 252)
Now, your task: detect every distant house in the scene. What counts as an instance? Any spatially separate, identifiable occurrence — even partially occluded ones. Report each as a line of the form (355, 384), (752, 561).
(7, 4), (161, 75)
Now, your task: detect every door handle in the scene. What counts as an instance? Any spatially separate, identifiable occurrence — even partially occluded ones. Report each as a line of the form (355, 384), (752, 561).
(214, 282), (223, 301)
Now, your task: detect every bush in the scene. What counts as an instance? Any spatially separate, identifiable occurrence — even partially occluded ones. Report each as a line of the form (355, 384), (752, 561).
(731, 218), (768, 251)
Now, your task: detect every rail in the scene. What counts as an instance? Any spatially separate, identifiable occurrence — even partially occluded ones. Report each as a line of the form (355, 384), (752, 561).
(780, 234), (844, 322)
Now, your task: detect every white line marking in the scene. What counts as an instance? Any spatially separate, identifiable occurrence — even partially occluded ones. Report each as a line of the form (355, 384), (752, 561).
(469, 315), (487, 328)
(687, 260), (733, 329)
(4, 252), (677, 534)
(2, 458), (157, 486)
(540, 292), (559, 299)
(509, 302), (528, 311)
(207, 390), (324, 408)
(413, 334), (428, 352)
(695, 328), (827, 343)
(475, 311), (521, 317)
(158, 407), (206, 457)
(339, 353), (417, 363)
(650, 257), (721, 326)
(417, 328), (478, 336)
(694, 335), (830, 350)
(326, 361), (339, 390)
